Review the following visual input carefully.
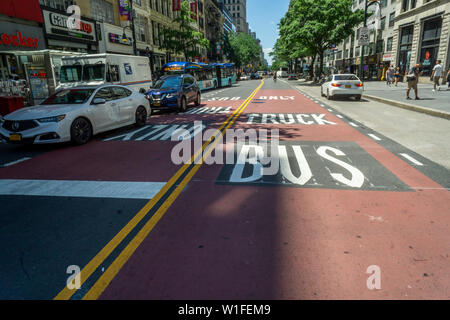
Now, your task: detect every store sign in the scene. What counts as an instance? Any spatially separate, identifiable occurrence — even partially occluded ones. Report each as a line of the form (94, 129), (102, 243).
(108, 33), (131, 46)
(0, 22), (45, 50)
(43, 10), (97, 42)
(382, 53), (394, 62)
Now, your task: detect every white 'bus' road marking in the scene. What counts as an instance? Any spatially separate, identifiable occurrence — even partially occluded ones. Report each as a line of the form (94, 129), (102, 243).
(2, 157), (32, 167)
(368, 134), (382, 141)
(0, 179), (167, 199)
(400, 154), (424, 166)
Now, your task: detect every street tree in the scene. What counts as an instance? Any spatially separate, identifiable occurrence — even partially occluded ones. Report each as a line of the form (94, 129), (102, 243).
(160, 0), (209, 61)
(277, 0), (364, 78)
(227, 32), (262, 71)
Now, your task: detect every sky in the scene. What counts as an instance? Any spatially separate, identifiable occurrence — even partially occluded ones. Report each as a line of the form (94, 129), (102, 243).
(246, 0), (290, 65)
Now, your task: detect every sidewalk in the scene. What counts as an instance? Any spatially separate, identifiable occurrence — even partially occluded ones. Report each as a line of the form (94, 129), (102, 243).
(292, 78), (450, 119)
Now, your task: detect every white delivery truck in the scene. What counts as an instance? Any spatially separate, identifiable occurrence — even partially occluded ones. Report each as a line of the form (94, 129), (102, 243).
(57, 54), (152, 93)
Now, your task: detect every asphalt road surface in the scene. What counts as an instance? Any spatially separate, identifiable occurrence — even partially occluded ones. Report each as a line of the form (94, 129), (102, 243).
(0, 78), (449, 299)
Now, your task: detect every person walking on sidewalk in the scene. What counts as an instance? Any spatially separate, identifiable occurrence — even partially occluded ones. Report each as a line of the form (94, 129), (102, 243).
(385, 67), (392, 86)
(394, 67), (401, 86)
(446, 68), (450, 90)
(431, 60), (443, 91)
(406, 63), (423, 100)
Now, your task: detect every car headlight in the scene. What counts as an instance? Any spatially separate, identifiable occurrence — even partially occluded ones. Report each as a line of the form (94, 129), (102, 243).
(37, 115), (66, 123)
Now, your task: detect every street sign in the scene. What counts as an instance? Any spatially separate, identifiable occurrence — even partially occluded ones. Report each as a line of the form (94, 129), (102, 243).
(358, 27), (370, 46)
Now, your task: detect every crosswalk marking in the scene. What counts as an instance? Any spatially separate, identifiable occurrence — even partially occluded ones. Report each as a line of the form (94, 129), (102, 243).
(0, 179), (166, 199)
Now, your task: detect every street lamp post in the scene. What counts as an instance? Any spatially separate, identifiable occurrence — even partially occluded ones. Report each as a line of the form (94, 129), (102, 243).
(121, 0), (138, 56)
(359, 0), (380, 81)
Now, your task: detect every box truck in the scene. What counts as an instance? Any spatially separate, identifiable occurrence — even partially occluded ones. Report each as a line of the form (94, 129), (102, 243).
(57, 54), (152, 93)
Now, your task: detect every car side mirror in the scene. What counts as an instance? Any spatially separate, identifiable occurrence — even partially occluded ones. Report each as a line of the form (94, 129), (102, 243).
(92, 98), (106, 105)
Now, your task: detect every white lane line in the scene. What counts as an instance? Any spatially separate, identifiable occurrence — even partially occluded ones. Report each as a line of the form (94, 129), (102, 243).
(336, 115), (343, 119)
(327, 108), (332, 111)
(368, 133), (382, 141)
(2, 157), (32, 167)
(400, 154), (424, 166)
(349, 122), (359, 127)
(0, 180), (166, 199)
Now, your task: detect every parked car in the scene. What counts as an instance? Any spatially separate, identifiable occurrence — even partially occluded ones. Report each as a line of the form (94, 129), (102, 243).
(288, 73), (298, 80)
(145, 74), (200, 113)
(239, 74), (250, 80)
(251, 73), (262, 79)
(0, 85), (151, 145)
(320, 74), (364, 100)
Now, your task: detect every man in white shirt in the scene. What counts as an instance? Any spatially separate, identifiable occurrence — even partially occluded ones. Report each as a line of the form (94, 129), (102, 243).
(431, 60), (443, 91)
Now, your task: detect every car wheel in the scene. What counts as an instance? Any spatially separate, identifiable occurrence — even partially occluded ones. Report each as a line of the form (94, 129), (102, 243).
(195, 92), (201, 106)
(355, 95), (362, 101)
(70, 117), (92, 145)
(326, 89), (332, 100)
(179, 96), (187, 112)
(135, 106), (147, 127)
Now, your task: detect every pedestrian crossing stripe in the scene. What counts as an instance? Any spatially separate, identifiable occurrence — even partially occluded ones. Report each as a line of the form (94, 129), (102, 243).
(102, 123), (206, 141)
(185, 106), (232, 115)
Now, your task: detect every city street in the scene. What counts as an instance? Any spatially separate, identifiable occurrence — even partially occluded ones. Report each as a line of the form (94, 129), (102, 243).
(1, 79), (449, 299)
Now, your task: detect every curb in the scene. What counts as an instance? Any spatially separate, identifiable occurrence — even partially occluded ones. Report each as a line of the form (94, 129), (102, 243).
(362, 94), (450, 120)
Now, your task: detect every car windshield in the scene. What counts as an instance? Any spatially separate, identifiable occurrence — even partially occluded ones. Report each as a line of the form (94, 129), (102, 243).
(60, 66), (82, 83)
(334, 75), (359, 81)
(41, 89), (95, 105)
(153, 77), (182, 89)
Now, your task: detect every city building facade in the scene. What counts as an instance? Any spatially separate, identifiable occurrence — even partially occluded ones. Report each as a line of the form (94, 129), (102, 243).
(223, 0), (248, 33)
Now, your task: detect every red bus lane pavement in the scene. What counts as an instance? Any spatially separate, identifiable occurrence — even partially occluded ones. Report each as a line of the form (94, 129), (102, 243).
(88, 81), (450, 299)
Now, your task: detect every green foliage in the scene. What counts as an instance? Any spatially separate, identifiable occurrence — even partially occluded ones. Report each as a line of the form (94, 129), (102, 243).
(227, 32), (262, 68)
(160, 0), (209, 60)
(273, 0), (365, 75)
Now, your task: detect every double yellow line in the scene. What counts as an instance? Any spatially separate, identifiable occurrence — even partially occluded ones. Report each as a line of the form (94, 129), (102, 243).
(54, 79), (264, 300)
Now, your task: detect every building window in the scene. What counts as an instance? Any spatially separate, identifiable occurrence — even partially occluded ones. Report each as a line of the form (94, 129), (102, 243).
(380, 16), (386, 30)
(376, 40), (384, 53)
(90, 0), (114, 25)
(386, 37), (393, 51)
(419, 17), (442, 76)
(389, 12), (395, 27)
(402, 0), (409, 12)
(398, 25), (414, 72)
(380, 0), (387, 8)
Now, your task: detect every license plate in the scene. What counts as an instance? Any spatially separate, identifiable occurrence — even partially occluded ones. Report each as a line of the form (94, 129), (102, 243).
(9, 134), (22, 141)
(345, 85), (351, 88)
(153, 102), (160, 107)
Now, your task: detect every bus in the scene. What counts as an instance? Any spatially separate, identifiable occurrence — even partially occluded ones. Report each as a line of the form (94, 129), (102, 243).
(210, 63), (237, 87)
(162, 62), (216, 91)
(162, 61), (236, 91)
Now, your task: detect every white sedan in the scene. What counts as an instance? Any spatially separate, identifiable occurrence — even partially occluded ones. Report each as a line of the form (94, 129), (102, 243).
(0, 85), (151, 145)
(320, 74), (364, 100)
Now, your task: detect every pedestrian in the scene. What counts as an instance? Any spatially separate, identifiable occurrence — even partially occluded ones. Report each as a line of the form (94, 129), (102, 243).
(447, 69), (450, 90)
(430, 60), (443, 92)
(385, 67), (392, 86)
(394, 66), (401, 86)
(406, 63), (423, 100)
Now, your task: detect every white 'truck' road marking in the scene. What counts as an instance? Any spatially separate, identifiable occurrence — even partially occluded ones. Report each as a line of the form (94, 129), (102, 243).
(400, 154), (424, 166)
(368, 134), (382, 141)
(0, 180), (166, 199)
(2, 157), (32, 167)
